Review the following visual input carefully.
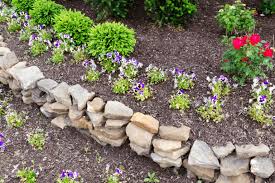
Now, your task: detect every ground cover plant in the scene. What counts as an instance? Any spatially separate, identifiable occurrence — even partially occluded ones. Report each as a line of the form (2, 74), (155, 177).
(260, 0), (275, 15)
(11, 0), (35, 12)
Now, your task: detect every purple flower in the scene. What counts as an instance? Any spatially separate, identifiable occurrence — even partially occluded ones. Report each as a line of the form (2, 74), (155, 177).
(38, 24), (45, 30)
(106, 52), (113, 59)
(0, 133), (5, 151)
(53, 40), (61, 48)
(23, 21), (29, 27)
(0, 133), (4, 138)
(177, 89), (185, 95)
(211, 95), (218, 104)
(60, 170), (79, 180)
(11, 13), (17, 19)
(115, 168), (122, 175)
(63, 34), (70, 39)
(263, 80), (269, 85)
(218, 75), (228, 83)
(25, 14), (30, 20)
(258, 95), (267, 104)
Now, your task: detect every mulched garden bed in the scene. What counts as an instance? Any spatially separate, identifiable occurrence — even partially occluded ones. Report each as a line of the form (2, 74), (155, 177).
(0, 0), (275, 182)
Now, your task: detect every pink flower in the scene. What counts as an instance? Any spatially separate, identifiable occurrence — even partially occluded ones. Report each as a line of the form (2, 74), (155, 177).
(232, 37), (244, 50)
(250, 34), (261, 46)
(263, 48), (273, 58)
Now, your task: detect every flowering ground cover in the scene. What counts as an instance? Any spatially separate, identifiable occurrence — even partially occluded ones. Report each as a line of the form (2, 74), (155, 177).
(0, 0), (275, 182)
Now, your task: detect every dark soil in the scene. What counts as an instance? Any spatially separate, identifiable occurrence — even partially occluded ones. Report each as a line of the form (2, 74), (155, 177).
(1, 0), (275, 182)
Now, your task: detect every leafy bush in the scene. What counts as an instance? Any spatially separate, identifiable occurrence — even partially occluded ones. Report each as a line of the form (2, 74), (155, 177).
(5, 110), (26, 127)
(11, 0), (36, 12)
(260, 0), (275, 15)
(169, 90), (191, 111)
(30, 0), (64, 25)
(53, 10), (94, 45)
(133, 81), (152, 101)
(2, 0), (12, 6)
(144, 172), (160, 183)
(85, 0), (133, 20)
(172, 68), (195, 90)
(17, 168), (37, 183)
(88, 22), (136, 57)
(146, 64), (167, 85)
(99, 51), (121, 73)
(216, 0), (256, 34)
(221, 34), (274, 84)
(27, 130), (46, 150)
(144, 0), (197, 26)
(119, 58), (143, 79)
(82, 59), (101, 82)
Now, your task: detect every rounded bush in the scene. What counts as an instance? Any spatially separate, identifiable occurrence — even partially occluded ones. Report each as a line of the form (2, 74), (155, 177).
(30, 0), (64, 26)
(11, 0), (36, 12)
(88, 22), (136, 57)
(84, 0), (133, 19)
(144, 0), (197, 26)
(53, 9), (94, 45)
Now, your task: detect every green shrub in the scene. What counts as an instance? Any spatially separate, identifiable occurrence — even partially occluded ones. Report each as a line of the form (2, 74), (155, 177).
(3, 0), (12, 6)
(144, 0), (197, 26)
(53, 9), (94, 45)
(112, 78), (131, 94)
(11, 0), (36, 12)
(88, 22), (136, 57)
(30, 0), (64, 25)
(17, 168), (37, 183)
(85, 0), (133, 20)
(260, 0), (275, 15)
(216, 0), (256, 34)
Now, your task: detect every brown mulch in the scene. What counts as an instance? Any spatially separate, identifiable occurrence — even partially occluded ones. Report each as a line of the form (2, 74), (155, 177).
(0, 0), (275, 182)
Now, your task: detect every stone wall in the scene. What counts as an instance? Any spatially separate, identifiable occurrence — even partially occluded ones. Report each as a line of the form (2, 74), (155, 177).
(0, 35), (274, 182)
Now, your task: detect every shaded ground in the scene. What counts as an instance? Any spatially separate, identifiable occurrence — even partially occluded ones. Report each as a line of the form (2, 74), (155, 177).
(0, 0), (275, 182)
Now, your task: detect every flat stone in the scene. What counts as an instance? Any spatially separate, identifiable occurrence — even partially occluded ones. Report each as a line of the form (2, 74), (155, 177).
(155, 144), (190, 160)
(236, 144), (270, 158)
(0, 47), (11, 56)
(21, 90), (32, 97)
(126, 123), (154, 149)
(104, 101), (133, 120)
(46, 95), (55, 103)
(151, 153), (182, 168)
(159, 125), (191, 141)
(49, 102), (69, 113)
(6, 62), (27, 79)
(250, 157), (275, 178)
(215, 174), (252, 183)
(10, 66), (45, 90)
(40, 105), (55, 118)
(68, 106), (84, 120)
(212, 142), (235, 159)
(8, 79), (20, 91)
(130, 142), (150, 156)
(220, 155), (250, 176)
(105, 119), (129, 129)
(50, 82), (72, 107)
(37, 79), (58, 94)
(0, 35), (3, 42)
(51, 116), (68, 129)
(0, 42), (7, 47)
(87, 111), (105, 127)
(70, 117), (92, 129)
(87, 97), (105, 113)
(68, 84), (95, 110)
(90, 129), (127, 147)
(94, 127), (125, 140)
(0, 52), (19, 69)
(22, 96), (33, 104)
(188, 140), (220, 169)
(152, 139), (182, 152)
(130, 112), (159, 134)
(183, 159), (215, 182)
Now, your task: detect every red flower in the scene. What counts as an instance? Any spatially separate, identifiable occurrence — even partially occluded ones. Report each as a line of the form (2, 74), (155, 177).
(232, 37), (244, 50)
(242, 57), (249, 62)
(241, 36), (248, 45)
(250, 34), (261, 46)
(224, 59), (229, 62)
(263, 48), (273, 58)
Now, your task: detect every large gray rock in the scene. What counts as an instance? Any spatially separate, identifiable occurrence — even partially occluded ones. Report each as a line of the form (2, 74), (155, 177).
(152, 139), (182, 152)
(220, 155), (250, 176)
(51, 115), (69, 129)
(159, 125), (191, 141)
(87, 111), (105, 127)
(188, 140), (220, 169)
(50, 82), (72, 107)
(130, 142), (150, 156)
(37, 79), (58, 94)
(236, 144), (270, 158)
(250, 157), (275, 178)
(105, 119), (129, 129)
(0, 52), (19, 69)
(0, 47), (11, 56)
(68, 84), (95, 110)
(151, 153), (182, 168)
(10, 66), (45, 90)
(183, 159), (215, 182)
(212, 142), (235, 159)
(126, 123), (153, 149)
(104, 101), (133, 120)
(68, 106), (84, 120)
(215, 174), (252, 183)
(155, 144), (190, 160)
(87, 97), (105, 113)
(31, 88), (47, 106)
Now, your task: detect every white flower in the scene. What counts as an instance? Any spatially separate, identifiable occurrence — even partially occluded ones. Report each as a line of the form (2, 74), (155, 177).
(206, 76), (211, 82)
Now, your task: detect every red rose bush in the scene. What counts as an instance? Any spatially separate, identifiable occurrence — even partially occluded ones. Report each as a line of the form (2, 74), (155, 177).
(221, 34), (273, 84)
